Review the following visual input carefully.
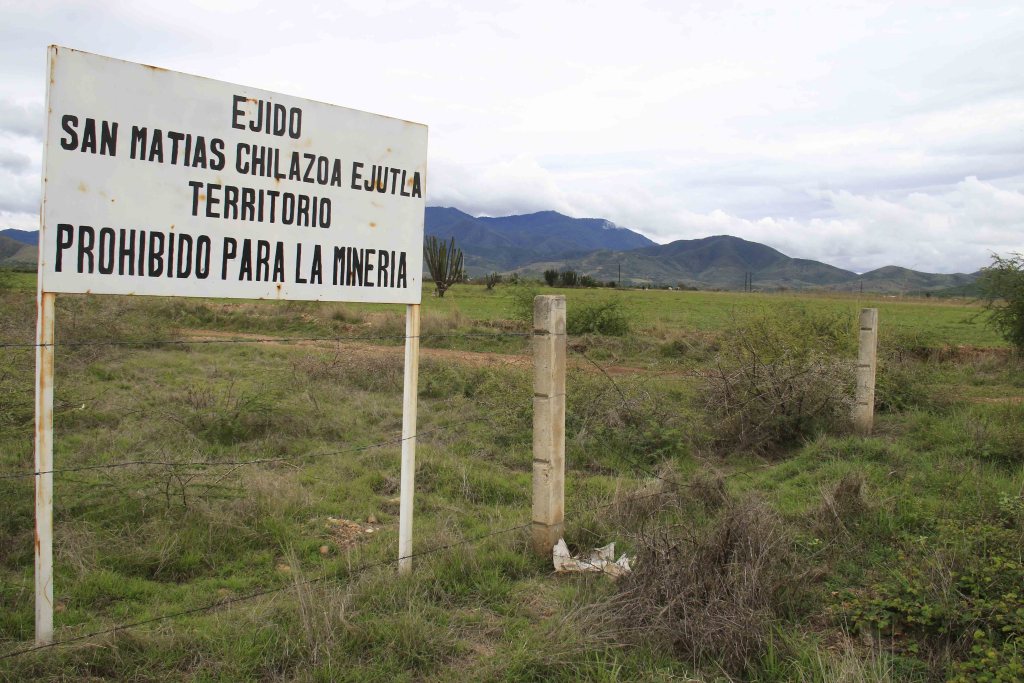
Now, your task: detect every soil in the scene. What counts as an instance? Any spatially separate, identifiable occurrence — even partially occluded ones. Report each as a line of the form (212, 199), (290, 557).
(177, 328), (698, 379)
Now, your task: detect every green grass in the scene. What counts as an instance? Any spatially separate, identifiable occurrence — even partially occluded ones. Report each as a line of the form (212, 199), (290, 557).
(0, 278), (1021, 680)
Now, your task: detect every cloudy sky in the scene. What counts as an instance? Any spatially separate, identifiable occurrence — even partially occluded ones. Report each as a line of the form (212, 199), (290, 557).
(1, 0), (1022, 273)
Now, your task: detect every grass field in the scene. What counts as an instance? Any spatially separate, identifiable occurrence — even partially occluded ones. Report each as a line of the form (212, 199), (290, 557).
(0, 277), (1021, 681)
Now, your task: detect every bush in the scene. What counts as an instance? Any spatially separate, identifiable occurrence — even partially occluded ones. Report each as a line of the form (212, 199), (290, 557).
(566, 371), (687, 470)
(977, 252), (1024, 352)
(840, 521), (1024, 681)
(701, 307), (856, 454)
(567, 301), (631, 336)
(610, 498), (803, 677)
(875, 359), (932, 414)
(507, 284), (541, 324)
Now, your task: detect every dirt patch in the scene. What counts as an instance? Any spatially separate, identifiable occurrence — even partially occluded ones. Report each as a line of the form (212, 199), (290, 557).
(324, 517), (382, 551)
(177, 328), (697, 379)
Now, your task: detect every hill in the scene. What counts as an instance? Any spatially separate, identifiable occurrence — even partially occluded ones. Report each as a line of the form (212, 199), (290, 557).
(425, 207), (655, 273)
(0, 229), (38, 246)
(514, 234), (859, 289)
(426, 209), (976, 292)
(0, 235), (36, 270)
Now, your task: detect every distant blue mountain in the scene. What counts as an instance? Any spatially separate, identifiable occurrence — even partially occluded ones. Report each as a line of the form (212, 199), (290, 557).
(425, 207), (655, 272)
(0, 229), (38, 246)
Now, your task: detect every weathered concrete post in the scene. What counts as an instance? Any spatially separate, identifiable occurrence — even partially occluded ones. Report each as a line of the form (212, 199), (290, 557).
(532, 295), (566, 555)
(853, 308), (879, 435)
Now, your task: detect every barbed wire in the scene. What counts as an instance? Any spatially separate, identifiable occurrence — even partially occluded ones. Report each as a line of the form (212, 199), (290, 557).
(566, 344), (777, 491)
(0, 330), (533, 350)
(0, 417), (488, 482)
(0, 326), (781, 663)
(0, 520), (532, 660)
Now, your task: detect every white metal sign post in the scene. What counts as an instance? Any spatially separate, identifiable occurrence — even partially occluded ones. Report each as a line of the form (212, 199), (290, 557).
(37, 46), (427, 644)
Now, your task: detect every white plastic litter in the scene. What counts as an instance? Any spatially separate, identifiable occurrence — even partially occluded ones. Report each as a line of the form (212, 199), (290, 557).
(553, 538), (631, 578)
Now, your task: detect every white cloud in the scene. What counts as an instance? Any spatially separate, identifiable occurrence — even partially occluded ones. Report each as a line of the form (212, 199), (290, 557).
(0, 98), (42, 140)
(0, 0), (1021, 275)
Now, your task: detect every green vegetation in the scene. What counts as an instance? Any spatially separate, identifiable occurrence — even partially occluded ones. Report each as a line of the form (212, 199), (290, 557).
(1, 277), (1021, 680)
(423, 235), (465, 298)
(977, 252), (1024, 352)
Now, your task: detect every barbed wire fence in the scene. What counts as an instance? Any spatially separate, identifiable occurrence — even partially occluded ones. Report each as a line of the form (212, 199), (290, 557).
(0, 319), (762, 662)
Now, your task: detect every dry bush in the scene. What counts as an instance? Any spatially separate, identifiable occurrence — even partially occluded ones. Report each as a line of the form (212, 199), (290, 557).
(687, 470), (729, 511)
(816, 472), (869, 538)
(292, 347), (403, 393)
(605, 463), (685, 526)
(610, 497), (803, 677)
(702, 308), (855, 455)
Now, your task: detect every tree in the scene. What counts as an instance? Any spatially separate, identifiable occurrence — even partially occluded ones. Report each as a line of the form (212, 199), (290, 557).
(543, 269), (559, 287)
(423, 235), (465, 298)
(977, 252), (1024, 351)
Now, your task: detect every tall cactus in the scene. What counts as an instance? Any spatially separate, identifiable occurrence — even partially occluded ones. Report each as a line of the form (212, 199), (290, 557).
(423, 235), (465, 298)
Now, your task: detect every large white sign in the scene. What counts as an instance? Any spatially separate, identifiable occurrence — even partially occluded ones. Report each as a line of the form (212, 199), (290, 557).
(40, 46), (427, 304)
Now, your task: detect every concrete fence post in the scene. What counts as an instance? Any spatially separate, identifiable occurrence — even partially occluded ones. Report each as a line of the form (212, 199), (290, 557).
(532, 295), (566, 555)
(853, 308), (879, 435)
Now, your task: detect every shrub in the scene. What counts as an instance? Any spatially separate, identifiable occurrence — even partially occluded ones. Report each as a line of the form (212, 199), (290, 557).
(567, 301), (631, 336)
(566, 371), (687, 470)
(977, 252), (1024, 352)
(840, 521), (1024, 681)
(873, 328), (937, 414)
(610, 498), (803, 677)
(874, 359), (932, 414)
(702, 307), (856, 455)
(507, 284), (541, 324)
(484, 272), (502, 290)
(543, 269), (559, 287)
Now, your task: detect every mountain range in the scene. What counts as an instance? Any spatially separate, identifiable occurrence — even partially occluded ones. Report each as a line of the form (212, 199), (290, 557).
(424, 207), (978, 293)
(2, 210), (980, 293)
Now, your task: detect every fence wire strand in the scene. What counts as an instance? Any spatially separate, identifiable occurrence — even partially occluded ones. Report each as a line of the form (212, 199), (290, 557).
(0, 520), (532, 660)
(0, 324), (774, 663)
(0, 417), (488, 482)
(0, 331), (533, 350)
